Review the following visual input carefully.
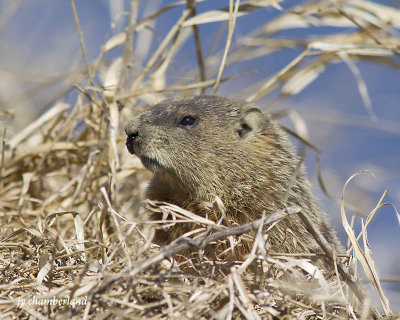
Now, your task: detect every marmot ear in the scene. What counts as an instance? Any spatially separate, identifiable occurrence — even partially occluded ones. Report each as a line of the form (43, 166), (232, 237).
(236, 107), (266, 139)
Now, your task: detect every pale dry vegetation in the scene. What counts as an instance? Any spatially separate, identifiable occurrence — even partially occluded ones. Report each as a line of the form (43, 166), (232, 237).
(0, 0), (399, 319)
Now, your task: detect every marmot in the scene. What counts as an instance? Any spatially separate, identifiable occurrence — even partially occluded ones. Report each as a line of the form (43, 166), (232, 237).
(125, 95), (340, 262)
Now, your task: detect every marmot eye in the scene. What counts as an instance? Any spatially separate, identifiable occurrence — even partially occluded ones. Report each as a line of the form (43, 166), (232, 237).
(179, 116), (196, 126)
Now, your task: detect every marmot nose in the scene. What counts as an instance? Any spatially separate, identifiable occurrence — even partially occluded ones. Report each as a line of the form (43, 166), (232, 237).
(126, 130), (138, 141)
(125, 119), (140, 154)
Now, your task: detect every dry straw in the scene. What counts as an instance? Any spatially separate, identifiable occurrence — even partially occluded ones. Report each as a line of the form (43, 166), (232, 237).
(1, 0), (400, 319)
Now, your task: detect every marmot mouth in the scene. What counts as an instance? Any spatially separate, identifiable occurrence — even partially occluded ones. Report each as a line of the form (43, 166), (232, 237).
(126, 135), (136, 154)
(140, 156), (163, 172)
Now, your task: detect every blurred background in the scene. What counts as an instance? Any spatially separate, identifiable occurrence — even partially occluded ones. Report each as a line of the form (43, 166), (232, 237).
(1, 0), (399, 311)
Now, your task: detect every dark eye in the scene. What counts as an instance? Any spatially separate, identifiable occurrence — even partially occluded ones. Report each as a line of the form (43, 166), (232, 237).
(179, 116), (196, 126)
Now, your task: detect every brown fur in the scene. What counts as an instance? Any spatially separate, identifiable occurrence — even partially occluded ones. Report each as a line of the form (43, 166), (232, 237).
(125, 95), (341, 263)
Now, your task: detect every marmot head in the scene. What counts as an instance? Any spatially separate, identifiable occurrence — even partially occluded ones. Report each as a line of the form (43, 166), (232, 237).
(125, 95), (280, 199)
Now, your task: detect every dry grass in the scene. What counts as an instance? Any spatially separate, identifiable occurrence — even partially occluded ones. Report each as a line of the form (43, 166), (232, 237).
(1, 0), (400, 319)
